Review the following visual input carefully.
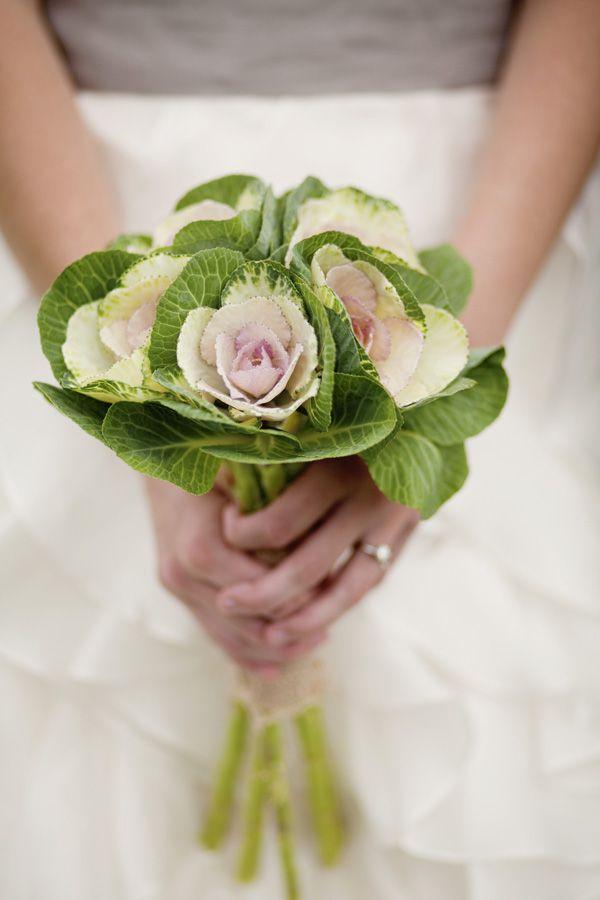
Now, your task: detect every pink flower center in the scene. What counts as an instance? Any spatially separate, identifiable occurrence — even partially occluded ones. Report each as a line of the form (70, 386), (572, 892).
(227, 329), (289, 398)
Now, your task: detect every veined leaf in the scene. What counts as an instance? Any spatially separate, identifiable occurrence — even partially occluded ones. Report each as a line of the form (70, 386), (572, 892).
(420, 443), (469, 518)
(175, 174), (266, 212)
(419, 244), (472, 317)
(362, 425), (444, 510)
(282, 176), (328, 243)
(403, 349), (508, 445)
(38, 249), (141, 382)
(247, 188), (280, 259)
(291, 232), (425, 324)
(102, 402), (222, 494)
(34, 382), (110, 444)
(107, 233), (153, 253)
(148, 248), (245, 371)
(171, 209), (262, 255)
(293, 278), (335, 431)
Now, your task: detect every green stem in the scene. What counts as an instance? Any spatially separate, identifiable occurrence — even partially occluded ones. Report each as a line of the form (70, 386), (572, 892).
(236, 727), (270, 882)
(295, 705), (344, 865)
(227, 462), (265, 513)
(264, 722), (300, 900)
(200, 701), (249, 849)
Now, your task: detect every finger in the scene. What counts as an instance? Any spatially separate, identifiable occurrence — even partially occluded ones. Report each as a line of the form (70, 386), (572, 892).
(159, 556), (268, 647)
(218, 490), (387, 615)
(263, 552), (384, 643)
(176, 493), (268, 588)
(263, 507), (416, 644)
(222, 460), (349, 551)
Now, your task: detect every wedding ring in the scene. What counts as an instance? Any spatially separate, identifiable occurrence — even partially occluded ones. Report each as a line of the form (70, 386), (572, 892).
(359, 541), (393, 569)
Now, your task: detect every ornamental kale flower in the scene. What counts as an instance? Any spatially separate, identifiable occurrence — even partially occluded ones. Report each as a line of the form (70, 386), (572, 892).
(287, 185), (422, 269)
(61, 253), (190, 400)
(176, 264), (319, 420)
(312, 244), (468, 406)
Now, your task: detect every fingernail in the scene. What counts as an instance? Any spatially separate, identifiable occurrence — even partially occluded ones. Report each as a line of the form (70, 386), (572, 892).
(267, 627), (289, 647)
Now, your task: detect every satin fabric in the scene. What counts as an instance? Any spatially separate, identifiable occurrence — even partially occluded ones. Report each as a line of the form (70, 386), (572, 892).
(1, 88), (599, 900)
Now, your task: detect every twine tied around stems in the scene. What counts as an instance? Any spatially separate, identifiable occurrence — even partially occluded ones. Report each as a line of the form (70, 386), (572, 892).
(236, 656), (325, 725)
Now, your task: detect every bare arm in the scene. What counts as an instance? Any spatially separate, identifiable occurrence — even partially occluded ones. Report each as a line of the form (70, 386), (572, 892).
(0, 0), (119, 293)
(456, 0), (600, 346)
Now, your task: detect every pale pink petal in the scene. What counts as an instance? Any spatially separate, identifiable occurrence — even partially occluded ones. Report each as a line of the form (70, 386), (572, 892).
(234, 324), (289, 369)
(375, 317), (424, 397)
(100, 320), (130, 358)
(200, 298), (292, 364)
(256, 343), (303, 404)
(126, 298), (159, 351)
(326, 264), (377, 310)
(368, 316), (392, 361)
(230, 338), (284, 398)
(338, 296), (390, 361)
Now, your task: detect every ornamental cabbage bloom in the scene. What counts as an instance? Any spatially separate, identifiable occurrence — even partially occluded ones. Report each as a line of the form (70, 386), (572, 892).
(288, 187), (422, 269)
(177, 271), (319, 421)
(62, 253), (189, 398)
(313, 245), (468, 406)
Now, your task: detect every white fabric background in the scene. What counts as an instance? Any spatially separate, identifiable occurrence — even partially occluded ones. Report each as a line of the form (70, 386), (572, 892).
(1, 88), (599, 900)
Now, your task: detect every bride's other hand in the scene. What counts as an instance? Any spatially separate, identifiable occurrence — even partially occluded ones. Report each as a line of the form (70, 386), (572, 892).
(145, 477), (326, 675)
(218, 458), (419, 635)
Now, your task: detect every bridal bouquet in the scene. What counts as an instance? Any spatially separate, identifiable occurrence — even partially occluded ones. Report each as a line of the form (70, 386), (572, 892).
(35, 174), (508, 898)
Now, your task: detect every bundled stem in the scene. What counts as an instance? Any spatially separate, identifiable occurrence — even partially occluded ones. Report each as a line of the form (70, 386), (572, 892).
(201, 701), (250, 849)
(201, 462), (344, 898)
(264, 723), (300, 900)
(295, 706), (344, 864)
(236, 726), (270, 881)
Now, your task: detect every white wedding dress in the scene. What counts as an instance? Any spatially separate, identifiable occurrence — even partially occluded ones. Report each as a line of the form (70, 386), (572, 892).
(1, 89), (599, 900)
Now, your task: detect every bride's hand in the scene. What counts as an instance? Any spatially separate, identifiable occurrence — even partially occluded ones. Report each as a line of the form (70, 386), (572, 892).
(218, 458), (419, 647)
(145, 478), (327, 675)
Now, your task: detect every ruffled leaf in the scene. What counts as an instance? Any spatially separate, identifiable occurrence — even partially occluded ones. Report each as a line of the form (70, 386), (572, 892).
(171, 209), (262, 255)
(419, 244), (473, 317)
(33, 381), (110, 444)
(102, 402), (221, 494)
(149, 248), (245, 372)
(293, 279), (335, 431)
(38, 249), (141, 383)
(403, 347), (508, 444)
(288, 186), (421, 269)
(394, 304), (468, 406)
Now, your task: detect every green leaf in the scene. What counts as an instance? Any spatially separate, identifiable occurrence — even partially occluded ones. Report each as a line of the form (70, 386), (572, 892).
(148, 248), (245, 371)
(171, 209), (262, 255)
(102, 402), (222, 493)
(295, 373), (396, 459)
(166, 371), (395, 462)
(33, 381), (110, 444)
(37, 249), (140, 382)
(175, 174), (266, 211)
(158, 399), (303, 461)
(292, 232), (425, 324)
(247, 188), (280, 259)
(420, 443), (469, 518)
(419, 244), (472, 317)
(403, 350), (508, 445)
(387, 263), (450, 311)
(282, 176), (328, 243)
(293, 279), (335, 430)
(288, 186), (421, 268)
(363, 425), (444, 510)
(107, 233), (153, 253)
